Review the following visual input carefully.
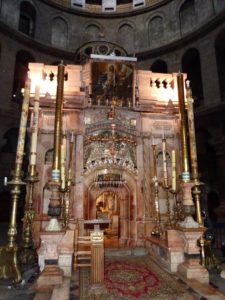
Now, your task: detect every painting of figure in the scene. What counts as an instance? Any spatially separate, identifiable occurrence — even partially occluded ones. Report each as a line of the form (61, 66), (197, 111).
(91, 61), (134, 107)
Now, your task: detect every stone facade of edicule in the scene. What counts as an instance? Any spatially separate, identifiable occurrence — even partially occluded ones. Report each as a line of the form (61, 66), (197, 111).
(28, 58), (182, 246)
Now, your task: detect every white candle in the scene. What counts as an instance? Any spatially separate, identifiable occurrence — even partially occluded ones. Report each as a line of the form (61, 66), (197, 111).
(187, 97), (198, 179)
(162, 138), (168, 186)
(70, 131), (75, 143)
(4, 177), (7, 186)
(30, 85), (40, 165)
(171, 150), (176, 191)
(16, 76), (31, 165)
(61, 134), (67, 189)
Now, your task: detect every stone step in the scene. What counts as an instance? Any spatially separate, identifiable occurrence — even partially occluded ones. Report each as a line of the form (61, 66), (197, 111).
(105, 247), (148, 257)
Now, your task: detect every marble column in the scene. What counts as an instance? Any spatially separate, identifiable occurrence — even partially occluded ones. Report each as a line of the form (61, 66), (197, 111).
(73, 134), (84, 219)
(142, 136), (152, 218)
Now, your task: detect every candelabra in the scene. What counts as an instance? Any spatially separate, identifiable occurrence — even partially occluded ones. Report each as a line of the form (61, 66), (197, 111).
(151, 176), (163, 237)
(19, 83), (40, 265)
(0, 76), (31, 283)
(170, 189), (185, 226)
(18, 165), (39, 266)
(47, 62), (65, 230)
(62, 132), (75, 229)
(186, 82), (204, 227)
(163, 184), (173, 229)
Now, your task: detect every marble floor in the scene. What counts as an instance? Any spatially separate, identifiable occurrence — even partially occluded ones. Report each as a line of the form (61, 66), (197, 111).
(0, 249), (224, 300)
(0, 223), (225, 300)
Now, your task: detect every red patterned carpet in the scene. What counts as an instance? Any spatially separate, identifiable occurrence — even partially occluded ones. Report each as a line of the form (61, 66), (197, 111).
(79, 255), (197, 299)
(105, 261), (160, 298)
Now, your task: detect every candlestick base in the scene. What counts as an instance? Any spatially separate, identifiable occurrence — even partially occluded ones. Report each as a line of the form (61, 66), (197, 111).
(18, 244), (39, 269)
(151, 224), (163, 237)
(0, 244), (21, 283)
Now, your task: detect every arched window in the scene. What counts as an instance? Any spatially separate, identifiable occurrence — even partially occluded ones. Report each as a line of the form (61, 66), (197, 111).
(182, 48), (204, 107)
(85, 24), (101, 41)
(179, 0), (195, 35)
(150, 60), (168, 73)
(51, 17), (68, 49)
(12, 50), (35, 103)
(18, 1), (36, 37)
(148, 16), (164, 47)
(118, 24), (134, 54)
(215, 29), (225, 102)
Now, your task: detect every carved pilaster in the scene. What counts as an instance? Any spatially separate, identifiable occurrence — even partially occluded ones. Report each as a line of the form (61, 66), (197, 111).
(142, 136), (153, 218)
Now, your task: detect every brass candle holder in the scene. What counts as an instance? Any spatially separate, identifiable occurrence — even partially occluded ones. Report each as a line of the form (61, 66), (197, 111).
(192, 179), (204, 227)
(0, 76), (31, 283)
(163, 183), (173, 229)
(170, 189), (184, 226)
(151, 176), (163, 237)
(62, 132), (75, 228)
(186, 82), (204, 227)
(18, 164), (39, 265)
(47, 62), (65, 230)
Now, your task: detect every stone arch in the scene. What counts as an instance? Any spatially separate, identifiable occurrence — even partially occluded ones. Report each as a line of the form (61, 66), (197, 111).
(150, 59), (168, 73)
(181, 48), (204, 107)
(148, 15), (164, 48)
(45, 148), (54, 164)
(215, 28), (225, 102)
(12, 49), (35, 103)
(179, 0), (195, 35)
(83, 168), (137, 244)
(19, 1), (36, 37)
(51, 16), (68, 49)
(117, 22), (135, 54)
(84, 23), (103, 41)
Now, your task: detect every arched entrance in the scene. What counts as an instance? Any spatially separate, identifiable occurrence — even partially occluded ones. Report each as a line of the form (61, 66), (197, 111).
(84, 175), (135, 247)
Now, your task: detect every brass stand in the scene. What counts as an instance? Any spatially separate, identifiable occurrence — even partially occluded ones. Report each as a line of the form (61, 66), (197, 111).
(62, 132), (75, 229)
(170, 190), (185, 225)
(192, 180), (204, 227)
(151, 176), (163, 237)
(18, 165), (39, 266)
(47, 62), (65, 228)
(186, 83), (204, 228)
(198, 235), (206, 267)
(61, 187), (68, 228)
(0, 76), (31, 283)
(164, 184), (172, 228)
(0, 169), (25, 283)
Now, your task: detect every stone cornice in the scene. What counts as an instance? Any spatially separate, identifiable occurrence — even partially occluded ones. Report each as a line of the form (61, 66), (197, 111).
(0, 8), (224, 61)
(40, 0), (172, 19)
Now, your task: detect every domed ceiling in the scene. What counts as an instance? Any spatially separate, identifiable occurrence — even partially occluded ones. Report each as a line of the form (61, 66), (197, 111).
(86, 0), (132, 3)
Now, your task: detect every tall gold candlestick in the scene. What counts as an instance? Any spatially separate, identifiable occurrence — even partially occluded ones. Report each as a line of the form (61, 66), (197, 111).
(152, 140), (157, 177)
(177, 73), (190, 182)
(30, 85), (40, 165)
(0, 75), (31, 283)
(63, 131), (75, 228)
(162, 138), (168, 187)
(53, 62), (65, 176)
(48, 62), (65, 224)
(151, 143), (162, 237)
(186, 82), (198, 181)
(60, 133), (67, 190)
(186, 81), (204, 227)
(21, 85), (40, 252)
